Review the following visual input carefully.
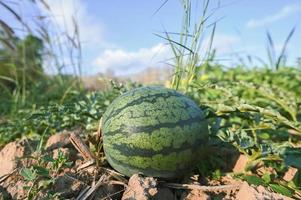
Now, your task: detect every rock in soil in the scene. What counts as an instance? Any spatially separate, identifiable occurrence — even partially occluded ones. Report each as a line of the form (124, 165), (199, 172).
(45, 130), (72, 151)
(122, 174), (175, 200)
(232, 154), (248, 173)
(236, 182), (293, 200)
(283, 167), (298, 182)
(0, 138), (35, 177)
(122, 174), (158, 200)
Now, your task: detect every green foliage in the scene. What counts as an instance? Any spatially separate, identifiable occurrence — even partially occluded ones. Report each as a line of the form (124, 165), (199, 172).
(181, 66), (301, 197)
(0, 31), (45, 108)
(0, 81), (138, 146)
(20, 150), (70, 200)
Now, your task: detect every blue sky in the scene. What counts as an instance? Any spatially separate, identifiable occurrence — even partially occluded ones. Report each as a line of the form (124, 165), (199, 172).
(1, 0), (301, 75)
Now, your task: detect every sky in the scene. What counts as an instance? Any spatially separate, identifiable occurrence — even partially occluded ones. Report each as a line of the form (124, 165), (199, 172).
(1, 0), (301, 75)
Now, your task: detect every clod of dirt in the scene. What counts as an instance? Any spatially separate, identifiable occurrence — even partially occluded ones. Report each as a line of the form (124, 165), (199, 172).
(5, 179), (28, 200)
(53, 174), (84, 198)
(0, 139), (34, 177)
(45, 130), (72, 151)
(233, 154), (248, 173)
(181, 189), (210, 200)
(122, 174), (158, 200)
(180, 174), (211, 200)
(236, 182), (293, 200)
(283, 167), (298, 182)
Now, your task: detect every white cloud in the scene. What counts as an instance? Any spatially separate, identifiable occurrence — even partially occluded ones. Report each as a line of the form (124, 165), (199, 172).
(38, 0), (105, 48)
(209, 34), (240, 55)
(40, 0), (103, 45)
(37, 0), (110, 74)
(92, 43), (171, 75)
(199, 34), (240, 59)
(246, 4), (301, 28)
(91, 34), (240, 75)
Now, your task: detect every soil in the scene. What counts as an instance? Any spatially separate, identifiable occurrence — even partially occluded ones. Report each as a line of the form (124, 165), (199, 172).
(0, 138), (36, 177)
(236, 182), (293, 200)
(0, 132), (297, 200)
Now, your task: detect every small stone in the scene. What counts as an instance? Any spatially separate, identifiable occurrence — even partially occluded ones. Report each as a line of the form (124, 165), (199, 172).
(283, 167), (298, 182)
(233, 154), (248, 173)
(122, 174), (158, 200)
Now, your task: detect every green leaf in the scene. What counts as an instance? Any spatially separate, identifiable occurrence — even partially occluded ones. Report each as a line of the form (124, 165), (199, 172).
(243, 175), (267, 186)
(262, 173), (271, 184)
(65, 161), (73, 167)
(33, 165), (50, 177)
(281, 148), (301, 168)
(38, 179), (54, 189)
(20, 168), (37, 181)
(258, 132), (270, 140)
(269, 184), (293, 197)
(23, 186), (31, 191)
(42, 154), (55, 162)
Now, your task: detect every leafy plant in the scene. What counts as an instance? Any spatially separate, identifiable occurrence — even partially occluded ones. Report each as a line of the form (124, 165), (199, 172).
(20, 150), (70, 200)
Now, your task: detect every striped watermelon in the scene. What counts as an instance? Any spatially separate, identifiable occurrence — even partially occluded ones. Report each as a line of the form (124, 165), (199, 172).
(102, 86), (208, 178)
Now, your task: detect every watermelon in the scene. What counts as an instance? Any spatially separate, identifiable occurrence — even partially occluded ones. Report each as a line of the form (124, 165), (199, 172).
(102, 86), (208, 178)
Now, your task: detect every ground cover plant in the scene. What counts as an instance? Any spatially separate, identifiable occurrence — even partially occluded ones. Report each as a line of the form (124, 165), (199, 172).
(0, 0), (301, 199)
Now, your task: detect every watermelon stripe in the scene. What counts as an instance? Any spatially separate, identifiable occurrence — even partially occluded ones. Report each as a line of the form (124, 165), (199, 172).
(103, 92), (182, 124)
(105, 115), (204, 136)
(105, 145), (206, 173)
(104, 121), (207, 152)
(106, 154), (179, 178)
(109, 137), (206, 157)
(105, 98), (200, 130)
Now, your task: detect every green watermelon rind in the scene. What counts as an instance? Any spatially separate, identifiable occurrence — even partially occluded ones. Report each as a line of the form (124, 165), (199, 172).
(102, 86), (208, 178)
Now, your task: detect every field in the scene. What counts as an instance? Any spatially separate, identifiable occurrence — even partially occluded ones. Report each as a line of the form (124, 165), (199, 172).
(1, 0), (301, 200)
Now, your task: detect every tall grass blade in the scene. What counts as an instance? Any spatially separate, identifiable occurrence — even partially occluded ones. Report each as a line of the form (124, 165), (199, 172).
(266, 30), (276, 69)
(0, 1), (31, 32)
(275, 26), (295, 70)
(152, 0), (169, 17)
